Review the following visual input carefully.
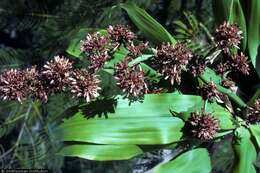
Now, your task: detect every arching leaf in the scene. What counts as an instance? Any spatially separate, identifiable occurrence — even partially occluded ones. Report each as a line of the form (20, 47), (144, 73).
(58, 144), (143, 161)
(154, 148), (211, 173)
(120, 3), (176, 44)
(233, 127), (257, 173)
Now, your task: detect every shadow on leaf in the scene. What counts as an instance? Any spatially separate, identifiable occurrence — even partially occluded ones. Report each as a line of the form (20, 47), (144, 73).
(79, 97), (117, 119)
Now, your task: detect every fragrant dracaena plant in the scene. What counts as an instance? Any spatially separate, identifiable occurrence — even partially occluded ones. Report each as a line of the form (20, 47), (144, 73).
(0, 2), (260, 173)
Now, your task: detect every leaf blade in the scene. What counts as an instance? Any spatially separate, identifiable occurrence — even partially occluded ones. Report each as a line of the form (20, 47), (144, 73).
(120, 3), (176, 44)
(154, 148), (211, 173)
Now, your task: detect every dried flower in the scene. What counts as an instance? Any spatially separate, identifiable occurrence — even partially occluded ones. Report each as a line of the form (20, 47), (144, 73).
(199, 81), (219, 101)
(215, 21), (242, 53)
(154, 42), (193, 85)
(0, 69), (29, 102)
(89, 52), (109, 72)
(248, 99), (260, 124)
(231, 53), (250, 75)
(69, 69), (101, 102)
(127, 42), (148, 57)
(115, 58), (148, 97)
(188, 55), (206, 77)
(24, 67), (49, 102)
(185, 112), (220, 140)
(80, 32), (109, 54)
(41, 55), (73, 93)
(108, 25), (136, 44)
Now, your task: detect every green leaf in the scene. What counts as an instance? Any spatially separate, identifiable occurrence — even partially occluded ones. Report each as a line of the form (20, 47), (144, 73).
(140, 63), (161, 83)
(58, 144), (143, 161)
(207, 102), (235, 130)
(228, 0), (247, 50)
(247, 0), (260, 77)
(104, 47), (129, 69)
(120, 3), (176, 44)
(128, 54), (154, 66)
(66, 28), (89, 58)
(56, 94), (194, 145)
(250, 124), (260, 148)
(57, 112), (183, 145)
(233, 127), (257, 173)
(212, 0), (232, 24)
(173, 101), (235, 130)
(201, 67), (222, 84)
(154, 148), (211, 173)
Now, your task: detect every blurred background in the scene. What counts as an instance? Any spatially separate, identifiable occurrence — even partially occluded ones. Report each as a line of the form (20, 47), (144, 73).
(0, 0), (258, 172)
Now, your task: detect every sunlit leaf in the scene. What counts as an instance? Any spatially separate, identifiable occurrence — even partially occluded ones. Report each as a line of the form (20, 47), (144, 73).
(233, 127), (257, 173)
(58, 144), (143, 161)
(56, 94), (195, 145)
(249, 124), (260, 148)
(154, 148), (211, 173)
(120, 3), (176, 44)
(247, 0), (260, 77)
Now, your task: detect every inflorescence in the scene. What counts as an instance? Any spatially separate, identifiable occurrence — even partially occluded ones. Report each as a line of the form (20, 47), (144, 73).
(0, 21), (254, 140)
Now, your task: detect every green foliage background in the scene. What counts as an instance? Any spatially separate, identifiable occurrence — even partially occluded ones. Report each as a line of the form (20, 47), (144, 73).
(1, 0), (259, 172)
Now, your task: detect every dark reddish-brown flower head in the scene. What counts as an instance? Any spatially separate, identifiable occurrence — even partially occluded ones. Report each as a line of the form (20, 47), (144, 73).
(89, 52), (109, 72)
(199, 81), (219, 101)
(69, 69), (100, 102)
(115, 58), (148, 97)
(41, 55), (73, 93)
(215, 21), (242, 53)
(127, 42), (148, 57)
(231, 52), (250, 75)
(154, 42), (193, 85)
(108, 25), (136, 44)
(80, 32), (109, 54)
(248, 99), (260, 124)
(185, 112), (220, 140)
(24, 66), (49, 102)
(0, 69), (29, 102)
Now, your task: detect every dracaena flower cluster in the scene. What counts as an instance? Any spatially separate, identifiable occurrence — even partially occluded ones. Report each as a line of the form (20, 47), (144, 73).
(107, 25), (136, 45)
(80, 25), (147, 74)
(214, 22), (249, 76)
(0, 69), (29, 102)
(154, 43), (193, 85)
(69, 69), (101, 102)
(185, 112), (220, 140)
(215, 21), (242, 54)
(80, 32), (110, 72)
(115, 57), (148, 98)
(215, 52), (250, 75)
(0, 56), (100, 103)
